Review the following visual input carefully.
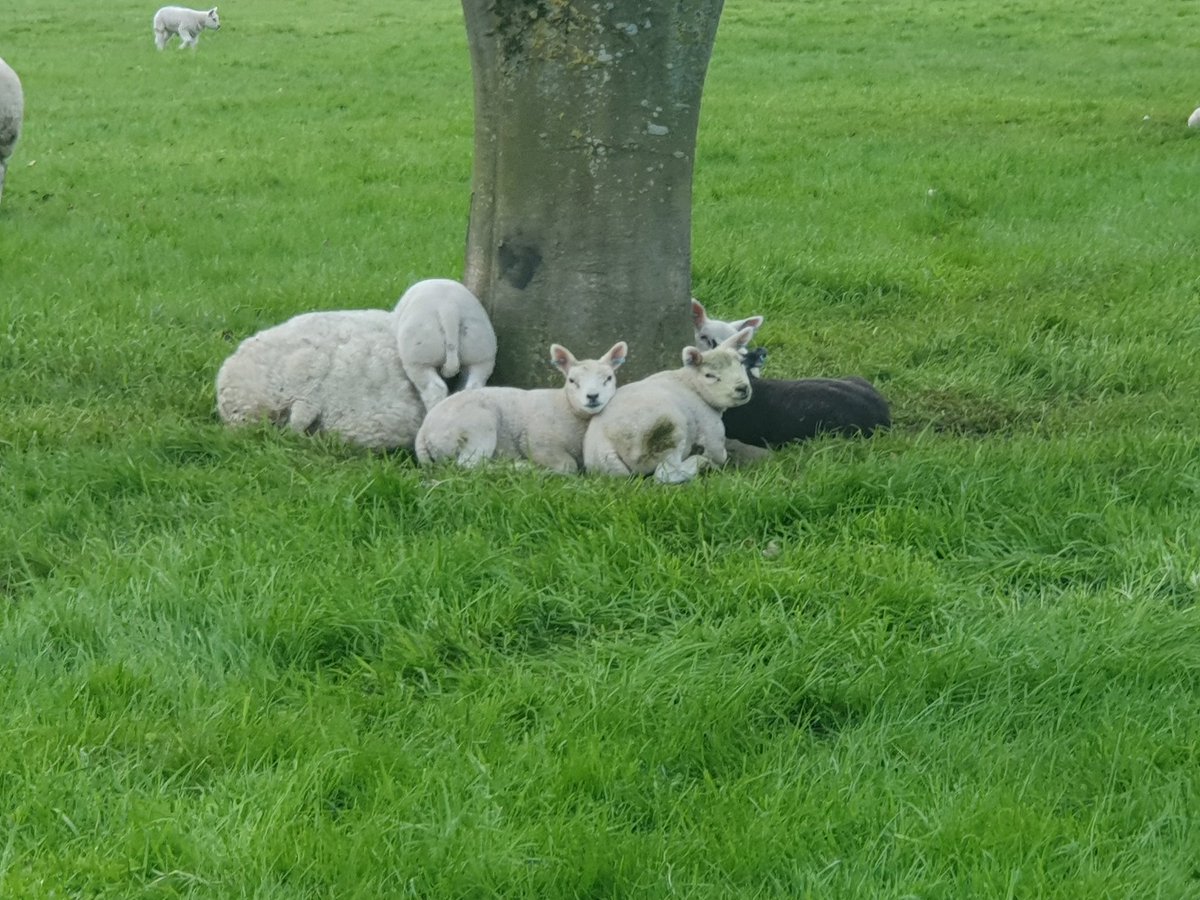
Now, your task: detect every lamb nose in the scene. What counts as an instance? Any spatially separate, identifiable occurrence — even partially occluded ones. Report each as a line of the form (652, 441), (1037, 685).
(587, 393), (599, 402)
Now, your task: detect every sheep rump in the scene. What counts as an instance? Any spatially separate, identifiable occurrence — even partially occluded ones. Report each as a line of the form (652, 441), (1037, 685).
(393, 278), (497, 411)
(216, 309), (425, 450)
(0, 57), (23, 207)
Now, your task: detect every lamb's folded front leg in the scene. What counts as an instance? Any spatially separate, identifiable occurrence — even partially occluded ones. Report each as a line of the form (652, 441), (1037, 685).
(654, 452), (710, 484)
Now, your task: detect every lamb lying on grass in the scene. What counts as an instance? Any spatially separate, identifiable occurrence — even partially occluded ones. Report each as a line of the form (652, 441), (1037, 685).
(723, 349), (892, 447)
(153, 6), (220, 50)
(696, 310), (892, 447)
(0, 57), (23, 207)
(691, 298), (763, 350)
(584, 329), (754, 484)
(216, 308), (426, 451)
(394, 278), (497, 412)
(416, 341), (627, 473)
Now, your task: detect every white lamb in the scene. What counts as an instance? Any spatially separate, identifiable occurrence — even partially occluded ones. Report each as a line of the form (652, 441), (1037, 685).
(393, 278), (498, 411)
(1189, 107), (1200, 129)
(216, 308), (426, 451)
(153, 6), (220, 50)
(583, 329), (755, 484)
(691, 298), (763, 349)
(0, 57), (23, 207)
(416, 341), (628, 474)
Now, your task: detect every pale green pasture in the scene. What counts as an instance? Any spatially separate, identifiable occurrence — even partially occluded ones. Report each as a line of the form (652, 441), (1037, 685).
(2, 0), (1199, 896)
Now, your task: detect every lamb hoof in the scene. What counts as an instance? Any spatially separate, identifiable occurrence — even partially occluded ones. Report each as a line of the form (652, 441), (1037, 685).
(724, 438), (772, 468)
(654, 455), (709, 485)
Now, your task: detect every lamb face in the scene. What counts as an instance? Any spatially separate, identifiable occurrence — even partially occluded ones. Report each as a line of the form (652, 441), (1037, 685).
(741, 347), (768, 378)
(691, 298), (764, 350)
(552, 341), (627, 417)
(683, 329), (754, 410)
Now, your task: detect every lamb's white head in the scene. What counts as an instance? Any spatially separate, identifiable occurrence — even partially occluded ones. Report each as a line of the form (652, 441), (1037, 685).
(682, 327), (754, 410)
(207, 7), (221, 28)
(551, 341), (628, 417)
(691, 298), (764, 350)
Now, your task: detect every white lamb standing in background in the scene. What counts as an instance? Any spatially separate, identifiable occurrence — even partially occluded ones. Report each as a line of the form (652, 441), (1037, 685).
(153, 6), (220, 50)
(1189, 107), (1200, 128)
(415, 341), (628, 474)
(393, 278), (498, 411)
(215, 308), (426, 451)
(584, 328), (754, 484)
(691, 298), (763, 350)
(0, 57), (23, 207)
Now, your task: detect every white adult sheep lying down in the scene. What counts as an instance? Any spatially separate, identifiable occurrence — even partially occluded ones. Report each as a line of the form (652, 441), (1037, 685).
(416, 341), (628, 473)
(584, 329), (754, 484)
(393, 278), (498, 411)
(0, 57), (23, 208)
(153, 6), (220, 50)
(691, 298), (763, 350)
(216, 308), (425, 450)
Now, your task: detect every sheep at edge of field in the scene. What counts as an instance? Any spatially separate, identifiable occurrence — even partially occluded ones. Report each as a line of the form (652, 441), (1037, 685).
(583, 328), (755, 484)
(215, 307), (427, 451)
(153, 6), (220, 50)
(0, 57), (23, 207)
(1189, 107), (1200, 128)
(691, 298), (763, 350)
(415, 341), (629, 473)
(393, 278), (498, 412)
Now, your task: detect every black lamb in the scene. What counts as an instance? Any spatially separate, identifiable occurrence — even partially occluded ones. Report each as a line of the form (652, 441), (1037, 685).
(725, 348), (891, 448)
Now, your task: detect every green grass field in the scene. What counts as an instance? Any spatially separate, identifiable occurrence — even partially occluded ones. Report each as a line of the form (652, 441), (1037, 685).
(3, 0), (1200, 896)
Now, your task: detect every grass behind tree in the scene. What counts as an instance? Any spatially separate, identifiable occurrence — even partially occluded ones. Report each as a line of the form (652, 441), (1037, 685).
(2, 0), (1199, 896)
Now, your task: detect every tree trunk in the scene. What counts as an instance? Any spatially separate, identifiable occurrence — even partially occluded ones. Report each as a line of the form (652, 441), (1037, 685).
(461, 0), (724, 386)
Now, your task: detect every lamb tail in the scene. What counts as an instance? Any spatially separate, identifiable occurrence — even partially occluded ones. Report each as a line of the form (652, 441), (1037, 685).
(437, 305), (462, 378)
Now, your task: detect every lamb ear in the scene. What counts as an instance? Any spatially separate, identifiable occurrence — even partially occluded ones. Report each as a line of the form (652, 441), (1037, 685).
(690, 298), (708, 327)
(603, 341), (628, 369)
(682, 346), (704, 368)
(717, 327), (755, 351)
(550, 344), (575, 373)
(732, 315), (764, 335)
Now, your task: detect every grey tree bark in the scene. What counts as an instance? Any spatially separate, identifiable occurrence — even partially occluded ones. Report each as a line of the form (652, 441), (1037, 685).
(461, 0), (725, 386)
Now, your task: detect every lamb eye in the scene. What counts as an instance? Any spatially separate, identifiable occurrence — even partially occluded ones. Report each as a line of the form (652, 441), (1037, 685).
(604, 375), (613, 384)
(704, 372), (719, 381)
